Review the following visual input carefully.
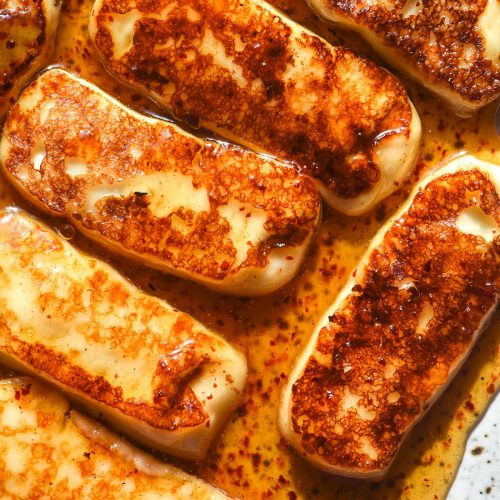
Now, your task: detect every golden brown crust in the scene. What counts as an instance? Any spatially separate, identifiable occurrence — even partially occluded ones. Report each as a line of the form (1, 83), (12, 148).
(90, 0), (417, 203)
(316, 0), (500, 106)
(289, 167), (499, 472)
(1, 69), (320, 289)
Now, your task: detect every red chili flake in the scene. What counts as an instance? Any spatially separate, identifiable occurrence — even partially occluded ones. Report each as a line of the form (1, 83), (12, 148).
(251, 453), (261, 468)
(464, 400), (475, 411)
(278, 319), (289, 330)
(487, 383), (495, 394)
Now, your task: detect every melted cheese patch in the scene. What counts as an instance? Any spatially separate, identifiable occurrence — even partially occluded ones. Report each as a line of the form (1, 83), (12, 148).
(31, 140), (46, 171)
(5, 447), (27, 474)
(85, 172), (210, 218)
(401, 0), (424, 18)
(218, 201), (268, 266)
(359, 436), (378, 460)
(0, 401), (37, 429)
(456, 206), (499, 242)
(416, 302), (434, 335)
(282, 42), (326, 114)
(54, 463), (84, 490)
(199, 30), (247, 88)
(107, 11), (142, 59)
(64, 157), (88, 178)
(477, 0), (500, 68)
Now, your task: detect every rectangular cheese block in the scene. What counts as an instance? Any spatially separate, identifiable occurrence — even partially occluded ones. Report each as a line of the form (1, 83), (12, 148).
(308, 0), (500, 114)
(0, 68), (321, 296)
(0, 374), (227, 498)
(280, 155), (500, 477)
(0, 208), (247, 461)
(89, 0), (421, 215)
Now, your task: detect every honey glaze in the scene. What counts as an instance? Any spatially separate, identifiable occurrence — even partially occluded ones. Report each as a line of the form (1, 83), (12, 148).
(0, 0), (498, 499)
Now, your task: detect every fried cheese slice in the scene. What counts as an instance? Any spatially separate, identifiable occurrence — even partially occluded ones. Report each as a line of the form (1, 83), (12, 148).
(0, 208), (247, 461)
(89, 0), (422, 215)
(0, 375), (228, 498)
(280, 155), (500, 477)
(0, 0), (61, 117)
(308, 0), (500, 115)
(0, 68), (321, 296)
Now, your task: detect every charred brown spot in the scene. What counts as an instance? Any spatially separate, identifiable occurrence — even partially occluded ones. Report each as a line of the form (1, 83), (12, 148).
(152, 341), (208, 410)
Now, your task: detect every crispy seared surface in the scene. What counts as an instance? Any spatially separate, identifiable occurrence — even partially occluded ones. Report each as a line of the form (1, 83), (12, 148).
(0, 68), (320, 294)
(90, 0), (420, 212)
(282, 158), (499, 475)
(0, 0), (60, 116)
(0, 376), (227, 498)
(309, 0), (500, 111)
(0, 209), (246, 459)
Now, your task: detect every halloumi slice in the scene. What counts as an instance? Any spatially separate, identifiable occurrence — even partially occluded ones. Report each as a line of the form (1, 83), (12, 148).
(0, 208), (247, 461)
(0, 68), (321, 296)
(308, 0), (500, 115)
(280, 155), (500, 478)
(0, 375), (228, 498)
(89, 0), (422, 215)
(0, 0), (61, 118)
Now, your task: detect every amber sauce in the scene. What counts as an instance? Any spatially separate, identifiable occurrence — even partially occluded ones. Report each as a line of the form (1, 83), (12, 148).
(0, 0), (498, 498)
